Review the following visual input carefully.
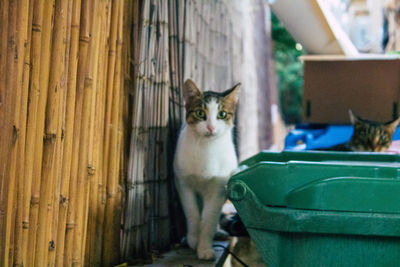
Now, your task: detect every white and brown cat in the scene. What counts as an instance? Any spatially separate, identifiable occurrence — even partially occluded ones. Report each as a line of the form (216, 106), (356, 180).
(174, 79), (240, 260)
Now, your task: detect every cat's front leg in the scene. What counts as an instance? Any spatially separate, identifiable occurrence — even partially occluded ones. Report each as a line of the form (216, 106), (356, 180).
(175, 179), (200, 250)
(197, 180), (226, 260)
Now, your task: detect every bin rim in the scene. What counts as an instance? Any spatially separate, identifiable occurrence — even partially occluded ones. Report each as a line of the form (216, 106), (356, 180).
(229, 181), (400, 237)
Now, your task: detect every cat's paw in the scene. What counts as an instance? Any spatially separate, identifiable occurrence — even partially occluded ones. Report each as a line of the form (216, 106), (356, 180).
(197, 248), (215, 260)
(187, 233), (198, 250)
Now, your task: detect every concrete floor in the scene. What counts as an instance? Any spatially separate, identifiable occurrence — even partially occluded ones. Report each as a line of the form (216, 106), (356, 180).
(131, 241), (229, 267)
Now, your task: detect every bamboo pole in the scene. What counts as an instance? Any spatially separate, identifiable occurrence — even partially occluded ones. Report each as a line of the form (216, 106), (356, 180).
(20, 1), (45, 263)
(81, 0), (102, 264)
(13, 0), (33, 265)
(48, 1), (73, 266)
(92, 2), (113, 264)
(119, 1), (132, 257)
(85, 2), (110, 265)
(103, 0), (120, 186)
(130, 0), (150, 257)
(26, 1), (54, 266)
(143, 0), (153, 255)
(64, 0), (91, 265)
(0, 0), (9, 122)
(70, 0), (95, 263)
(0, 19), (7, 252)
(56, 1), (81, 265)
(150, 0), (161, 249)
(99, 1), (120, 261)
(132, 7), (145, 257)
(103, 1), (123, 265)
(2, 2), (18, 266)
(122, 0), (141, 257)
(34, 0), (68, 265)
(159, 0), (171, 248)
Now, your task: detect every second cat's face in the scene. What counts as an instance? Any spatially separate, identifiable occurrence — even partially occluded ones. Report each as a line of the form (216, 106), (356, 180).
(183, 79), (240, 138)
(349, 110), (400, 152)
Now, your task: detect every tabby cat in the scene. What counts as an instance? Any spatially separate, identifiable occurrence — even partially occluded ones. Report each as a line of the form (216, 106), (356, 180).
(174, 79), (240, 260)
(318, 110), (400, 152)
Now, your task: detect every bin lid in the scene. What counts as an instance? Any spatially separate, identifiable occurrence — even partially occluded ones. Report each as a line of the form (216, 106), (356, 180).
(234, 151), (400, 214)
(285, 176), (400, 213)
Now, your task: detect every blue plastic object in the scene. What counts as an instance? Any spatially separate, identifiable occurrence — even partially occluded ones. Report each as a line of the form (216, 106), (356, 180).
(285, 124), (400, 150)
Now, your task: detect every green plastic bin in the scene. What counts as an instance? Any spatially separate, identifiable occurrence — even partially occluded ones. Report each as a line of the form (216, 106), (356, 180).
(228, 151), (400, 267)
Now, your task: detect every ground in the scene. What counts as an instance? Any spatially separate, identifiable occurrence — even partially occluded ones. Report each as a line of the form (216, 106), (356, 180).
(130, 241), (229, 267)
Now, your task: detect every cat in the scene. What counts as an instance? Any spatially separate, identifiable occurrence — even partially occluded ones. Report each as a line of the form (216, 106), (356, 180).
(316, 110), (400, 152)
(173, 79), (240, 260)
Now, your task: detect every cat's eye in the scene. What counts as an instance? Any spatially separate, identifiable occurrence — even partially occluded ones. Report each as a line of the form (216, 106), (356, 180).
(195, 109), (206, 119)
(217, 111), (227, 119)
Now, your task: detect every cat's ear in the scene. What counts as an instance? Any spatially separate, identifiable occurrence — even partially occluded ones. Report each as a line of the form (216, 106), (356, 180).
(223, 83), (241, 103)
(349, 109), (361, 124)
(183, 79), (202, 103)
(385, 116), (400, 134)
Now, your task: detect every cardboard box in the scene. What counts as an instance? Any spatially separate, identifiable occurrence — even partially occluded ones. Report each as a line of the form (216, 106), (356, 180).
(302, 55), (400, 124)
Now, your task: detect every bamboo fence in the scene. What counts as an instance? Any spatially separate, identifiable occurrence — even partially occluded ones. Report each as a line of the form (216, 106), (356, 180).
(122, 0), (244, 262)
(0, 0), (129, 266)
(0, 0), (274, 265)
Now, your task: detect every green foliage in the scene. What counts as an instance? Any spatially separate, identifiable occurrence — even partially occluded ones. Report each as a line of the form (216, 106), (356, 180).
(271, 12), (304, 124)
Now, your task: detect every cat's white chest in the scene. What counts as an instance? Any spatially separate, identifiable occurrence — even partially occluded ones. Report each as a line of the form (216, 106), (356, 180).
(174, 126), (238, 180)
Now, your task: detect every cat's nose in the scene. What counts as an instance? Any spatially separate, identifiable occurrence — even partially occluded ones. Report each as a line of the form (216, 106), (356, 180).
(207, 124), (215, 134)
